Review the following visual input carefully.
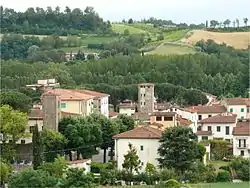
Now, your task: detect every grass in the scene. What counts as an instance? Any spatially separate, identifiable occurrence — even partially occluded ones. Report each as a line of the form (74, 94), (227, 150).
(189, 182), (249, 188)
(208, 160), (230, 172)
(162, 29), (190, 42)
(146, 42), (196, 55)
(112, 24), (148, 34)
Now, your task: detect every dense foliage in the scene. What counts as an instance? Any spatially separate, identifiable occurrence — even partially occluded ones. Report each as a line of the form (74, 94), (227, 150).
(0, 6), (111, 35)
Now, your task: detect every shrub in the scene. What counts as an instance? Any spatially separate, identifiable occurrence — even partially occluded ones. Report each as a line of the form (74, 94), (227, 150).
(216, 170), (231, 182)
(157, 34), (164, 41)
(230, 157), (250, 181)
(160, 168), (178, 181)
(184, 161), (207, 183)
(90, 162), (114, 173)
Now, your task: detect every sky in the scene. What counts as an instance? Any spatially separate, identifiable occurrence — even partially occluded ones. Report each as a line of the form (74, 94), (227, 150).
(1, 0), (250, 24)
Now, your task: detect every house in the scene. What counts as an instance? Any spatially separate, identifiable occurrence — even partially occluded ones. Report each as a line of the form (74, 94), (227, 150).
(113, 126), (162, 172)
(232, 120), (250, 158)
(149, 111), (177, 129)
(67, 159), (92, 173)
(198, 112), (237, 142)
(221, 98), (250, 119)
(119, 100), (136, 116)
(187, 105), (227, 121)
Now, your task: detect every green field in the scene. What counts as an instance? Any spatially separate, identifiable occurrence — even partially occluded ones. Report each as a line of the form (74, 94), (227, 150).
(189, 182), (249, 188)
(112, 24), (148, 34)
(146, 42), (196, 55)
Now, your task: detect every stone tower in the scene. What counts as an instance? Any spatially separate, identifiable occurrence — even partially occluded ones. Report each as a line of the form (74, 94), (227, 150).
(42, 91), (61, 131)
(137, 83), (155, 113)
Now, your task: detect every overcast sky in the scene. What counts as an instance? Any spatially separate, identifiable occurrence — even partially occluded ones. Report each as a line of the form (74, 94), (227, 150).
(1, 0), (249, 24)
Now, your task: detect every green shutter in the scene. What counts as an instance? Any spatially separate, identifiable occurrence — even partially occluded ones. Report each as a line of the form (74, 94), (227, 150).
(230, 108), (233, 112)
(60, 103), (66, 108)
(241, 108), (244, 112)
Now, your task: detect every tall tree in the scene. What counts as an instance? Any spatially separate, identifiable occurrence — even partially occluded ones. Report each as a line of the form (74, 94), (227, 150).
(0, 91), (32, 113)
(158, 127), (205, 176)
(236, 18), (240, 27)
(0, 105), (28, 162)
(0, 160), (13, 187)
(243, 18), (248, 26)
(32, 124), (43, 170)
(41, 129), (67, 162)
(122, 143), (141, 173)
(223, 19), (231, 28)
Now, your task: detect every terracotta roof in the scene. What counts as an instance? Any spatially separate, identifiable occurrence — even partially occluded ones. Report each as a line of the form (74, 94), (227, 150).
(187, 105), (227, 114)
(150, 111), (176, 117)
(225, 98), (250, 106)
(155, 103), (171, 111)
(61, 111), (80, 117)
(109, 112), (118, 118)
(233, 121), (250, 136)
(42, 89), (95, 101)
(74, 89), (110, 98)
(200, 113), (237, 124)
(196, 131), (212, 135)
(29, 108), (43, 120)
(178, 117), (193, 126)
(113, 126), (162, 139)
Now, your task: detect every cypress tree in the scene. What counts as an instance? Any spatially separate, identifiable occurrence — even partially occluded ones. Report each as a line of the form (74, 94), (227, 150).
(32, 124), (43, 170)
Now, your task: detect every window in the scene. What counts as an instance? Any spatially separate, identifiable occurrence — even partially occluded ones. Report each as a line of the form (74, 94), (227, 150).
(164, 116), (173, 121)
(208, 126), (211, 131)
(144, 94), (146, 97)
(216, 126), (221, 132)
(225, 126), (230, 135)
(198, 115), (202, 120)
(241, 108), (244, 112)
(202, 136), (208, 140)
(144, 102), (146, 105)
(60, 103), (66, 108)
(247, 108), (250, 113)
(197, 126), (202, 131)
(208, 115), (212, 117)
(241, 116), (244, 119)
(230, 108), (233, 112)
(30, 126), (35, 133)
(21, 140), (25, 144)
(240, 150), (244, 156)
(238, 139), (241, 148)
(141, 102), (142, 105)
(58, 101), (60, 108)
(156, 116), (162, 121)
(140, 145), (144, 151)
(243, 139), (246, 147)
(141, 162), (144, 165)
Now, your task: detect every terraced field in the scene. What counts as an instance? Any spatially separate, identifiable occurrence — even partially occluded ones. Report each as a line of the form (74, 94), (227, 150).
(111, 24), (148, 34)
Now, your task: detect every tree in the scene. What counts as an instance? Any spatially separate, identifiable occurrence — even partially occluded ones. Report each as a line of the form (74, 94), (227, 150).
(116, 114), (135, 133)
(122, 143), (141, 173)
(223, 19), (231, 28)
(0, 105), (28, 162)
(158, 127), (205, 176)
(32, 124), (43, 170)
(210, 20), (219, 28)
(75, 50), (85, 61)
(41, 129), (67, 162)
(8, 169), (58, 188)
(27, 45), (40, 60)
(210, 140), (229, 160)
(0, 160), (13, 186)
(157, 34), (164, 41)
(39, 156), (68, 178)
(124, 29), (130, 36)
(128, 18), (133, 24)
(236, 19), (240, 27)
(243, 18), (248, 26)
(86, 53), (95, 60)
(60, 168), (94, 188)
(0, 91), (32, 113)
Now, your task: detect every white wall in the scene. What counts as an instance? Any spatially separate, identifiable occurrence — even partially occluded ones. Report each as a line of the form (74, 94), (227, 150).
(198, 113), (219, 121)
(176, 109), (198, 126)
(200, 123), (236, 140)
(233, 136), (250, 158)
(100, 96), (109, 118)
(68, 159), (91, 173)
(119, 108), (135, 116)
(226, 105), (247, 119)
(115, 138), (160, 172)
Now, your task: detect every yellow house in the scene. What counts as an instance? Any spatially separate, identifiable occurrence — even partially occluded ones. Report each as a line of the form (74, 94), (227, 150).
(150, 111), (177, 129)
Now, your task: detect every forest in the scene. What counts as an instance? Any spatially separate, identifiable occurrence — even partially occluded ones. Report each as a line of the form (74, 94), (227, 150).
(0, 6), (112, 35)
(1, 40), (249, 107)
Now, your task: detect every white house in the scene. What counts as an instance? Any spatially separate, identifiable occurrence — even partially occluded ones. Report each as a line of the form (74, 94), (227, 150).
(186, 105), (227, 122)
(221, 98), (250, 119)
(113, 126), (162, 172)
(68, 159), (92, 173)
(119, 100), (136, 116)
(232, 120), (250, 158)
(198, 112), (237, 142)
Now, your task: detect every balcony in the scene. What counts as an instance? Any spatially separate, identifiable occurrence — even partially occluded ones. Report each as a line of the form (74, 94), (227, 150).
(236, 144), (249, 149)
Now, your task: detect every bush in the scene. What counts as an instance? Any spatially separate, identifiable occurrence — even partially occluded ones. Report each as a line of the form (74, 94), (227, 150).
(157, 34), (164, 41)
(216, 170), (231, 182)
(230, 157), (250, 181)
(156, 179), (181, 188)
(160, 168), (178, 181)
(184, 161), (207, 183)
(90, 162), (114, 173)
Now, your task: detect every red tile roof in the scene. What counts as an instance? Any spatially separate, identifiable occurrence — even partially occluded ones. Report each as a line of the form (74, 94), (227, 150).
(233, 121), (250, 136)
(29, 108), (43, 120)
(225, 98), (250, 106)
(196, 131), (212, 135)
(109, 112), (118, 118)
(113, 126), (162, 139)
(178, 117), (193, 126)
(74, 89), (110, 98)
(150, 112), (176, 117)
(42, 89), (95, 101)
(200, 113), (237, 124)
(119, 103), (136, 109)
(187, 105), (227, 114)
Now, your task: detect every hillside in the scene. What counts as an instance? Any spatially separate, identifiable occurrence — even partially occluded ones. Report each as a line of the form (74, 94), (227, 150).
(182, 30), (250, 49)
